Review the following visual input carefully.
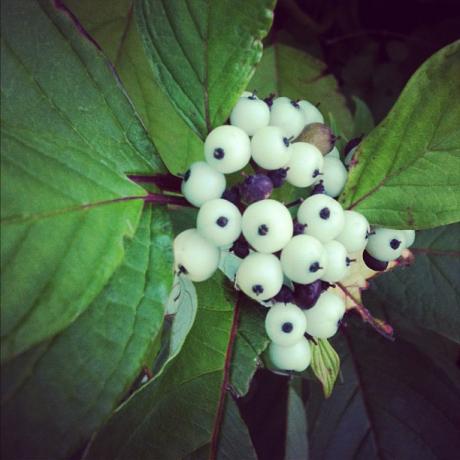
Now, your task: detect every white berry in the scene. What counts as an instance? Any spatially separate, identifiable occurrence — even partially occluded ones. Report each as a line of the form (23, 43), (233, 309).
(280, 234), (327, 284)
(269, 98), (305, 139)
(325, 146), (340, 159)
(269, 337), (311, 371)
(402, 230), (416, 248)
(335, 210), (370, 253)
(242, 200), (293, 253)
(173, 229), (220, 282)
(285, 142), (324, 188)
(265, 303), (307, 346)
(196, 198), (242, 247)
(251, 126), (291, 170)
(366, 228), (406, 262)
(321, 156), (348, 198)
(304, 291), (345, 339)
(297, 195), (345, 243)
(204, 125), (251, 174)
(298, 99), (324, 125)
(321, 240), (350, 283)
(236, 252), (283, 301)
(230, 95), (270, 136)
(181, 162), (226, 207)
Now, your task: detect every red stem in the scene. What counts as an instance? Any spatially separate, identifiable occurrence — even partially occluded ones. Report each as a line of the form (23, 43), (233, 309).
(143, 192), (192, 207)
(209, 294), (242, 459)
(128, 173), (183, 194)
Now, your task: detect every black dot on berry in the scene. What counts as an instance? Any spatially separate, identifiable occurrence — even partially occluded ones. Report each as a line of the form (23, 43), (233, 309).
(312, 169), (321, 178)
(213, 148), (225, 160)
(283, 137), (290, 147)
(258, 224), (269, 236)
(290, 100), (300, 109)
(309, 262), (322, 273)
(390, 238), (401, 250)
(252, 284), (264, 295)
(281, 322), (293, 333)
(178, 264), (188, 275)
(216, 216), (228, 227)
(183, 169), (191, 182)
(319, 207), (330, 220)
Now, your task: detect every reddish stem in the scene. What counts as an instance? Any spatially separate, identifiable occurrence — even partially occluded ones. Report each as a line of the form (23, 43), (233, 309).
(209, 294), (242, 459)
(128, 173), (183, 194)
(143, 192), (192, 207)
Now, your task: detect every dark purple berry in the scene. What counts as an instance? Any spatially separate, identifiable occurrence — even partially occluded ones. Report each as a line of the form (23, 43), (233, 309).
(311, 180), (325, 195)
(267, 168), (289, 188)
(363, 250), (388, 271)
(230, 235), (250, 258)
(222, 186), (241, 206)
(281, 322), (294, 333)
(293, 280), (322, 309)
(239, 174), (273, 205)
(272, 285), (295, 304)
(344, 136), (363, 157)
(293, 220), (307, 236)
(216, 216), (228, 227)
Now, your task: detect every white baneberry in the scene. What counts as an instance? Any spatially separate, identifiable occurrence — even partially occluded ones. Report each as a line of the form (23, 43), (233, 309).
(285, 142), (324, 187)
(265, 303), (307, 346)
(230, 94), (270, 136)
(251, 126), (292, 170)
(335, 210), (370, 253)
(269, 98), (305, 139)
(320, 240), (350, 283)
(321, 156), (348, 198)
(366, 228), (406, 262)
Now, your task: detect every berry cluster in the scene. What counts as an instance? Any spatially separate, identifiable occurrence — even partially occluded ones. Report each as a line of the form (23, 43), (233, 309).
(173, 91), (416, 373)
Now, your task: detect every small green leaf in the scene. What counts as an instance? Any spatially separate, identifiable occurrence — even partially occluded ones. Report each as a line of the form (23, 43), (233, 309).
(135, 0), (276, 138)
(310, 339), (340, 398)
(340, 41), (460, 228)
(1, 207), (174, 460)
(307, 320), (460, 460)
(0, 0), (165, 362)
(351, 96), (375, 138)
(249, 44), (354, 139)
(285, 386), (309, 460)
(364, 223), (460, 344)
(84, 273), (237, 460)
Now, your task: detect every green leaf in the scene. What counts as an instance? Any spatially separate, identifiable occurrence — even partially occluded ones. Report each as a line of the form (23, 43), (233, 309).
(230, 300), (269, 396)
(0, 0), (165, 362)
(1, 206), (174, 460)
(135, 0), (276, 139)
(64, 0), (204, 174)
(84, 273), (237, 460)
(307, 321), (460, 460)
(351, 96), (375, 138)
(285, 386), (309, 460)
(340, 41), (460, 229)
(310, 339), (340, 398)
(363, 223), (460, 344)
(249, 44), (354, 139)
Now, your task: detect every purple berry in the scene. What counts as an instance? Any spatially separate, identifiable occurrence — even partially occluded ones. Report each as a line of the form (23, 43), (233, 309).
(293, 280), (323, 309)
(239, 174), (273, 205)
(293, 220), (306, 236)
(272, 285), (295, 304)
(363, 250), (388, 271)
(311, 180), (325, 195)
(230, 235), (250, 258)
(344, 136), (363, 157)
(222, 186), (241, 206)
(266, 168), (289, 188)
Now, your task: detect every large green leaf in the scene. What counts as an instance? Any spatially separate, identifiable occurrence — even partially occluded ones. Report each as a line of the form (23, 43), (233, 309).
(65, 0), (204, 174)
(285, 386), (309, 460)
(84, 273), (237, 460)
(306, 321), (460, 460)
(0, 0), (164, 362)
(135, 0), (276, 139)
(363, 223), (460, 344)
(249, 43), (354, 139)
(340, 42), (460, 229)
(1, 206), (174, 460)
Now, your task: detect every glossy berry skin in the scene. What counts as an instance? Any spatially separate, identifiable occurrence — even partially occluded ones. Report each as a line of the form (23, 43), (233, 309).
(285, 142), (324, 188)
(230, 95), (270, 136)
(363, 250), (389, 271)
(181, 161), (226, 207)
(269, 337), (311, 372)
(265, 303), (307, 346)
(335, 210), (370, 253)
(298, 100), (324, 125)
(321, 240), (350, 283)
(196, 198), (242, 247)
(297, 123), (336, 155)
(297, 194), (345, 243)
(173, 229), (220, 282)
(251, 126), (292, 170)
(242, 200), (293, 253)
(236, 253), (283, 301)
(204, 125), (251, 174)
(293, 280), (323, 309)
(269, 98), (305, 139)
(239, 174), (273, 205)
(280, 234), (327, 284)
(366, 228), (406, 262)
(304, 291), (345, 339)
(321, 156), (348, 198)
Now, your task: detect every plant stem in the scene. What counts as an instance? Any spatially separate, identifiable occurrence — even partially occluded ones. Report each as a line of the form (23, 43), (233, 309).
(128, 173), (183, 193)
(143, 192), (192, 207)
(209, 294), (242, 459)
